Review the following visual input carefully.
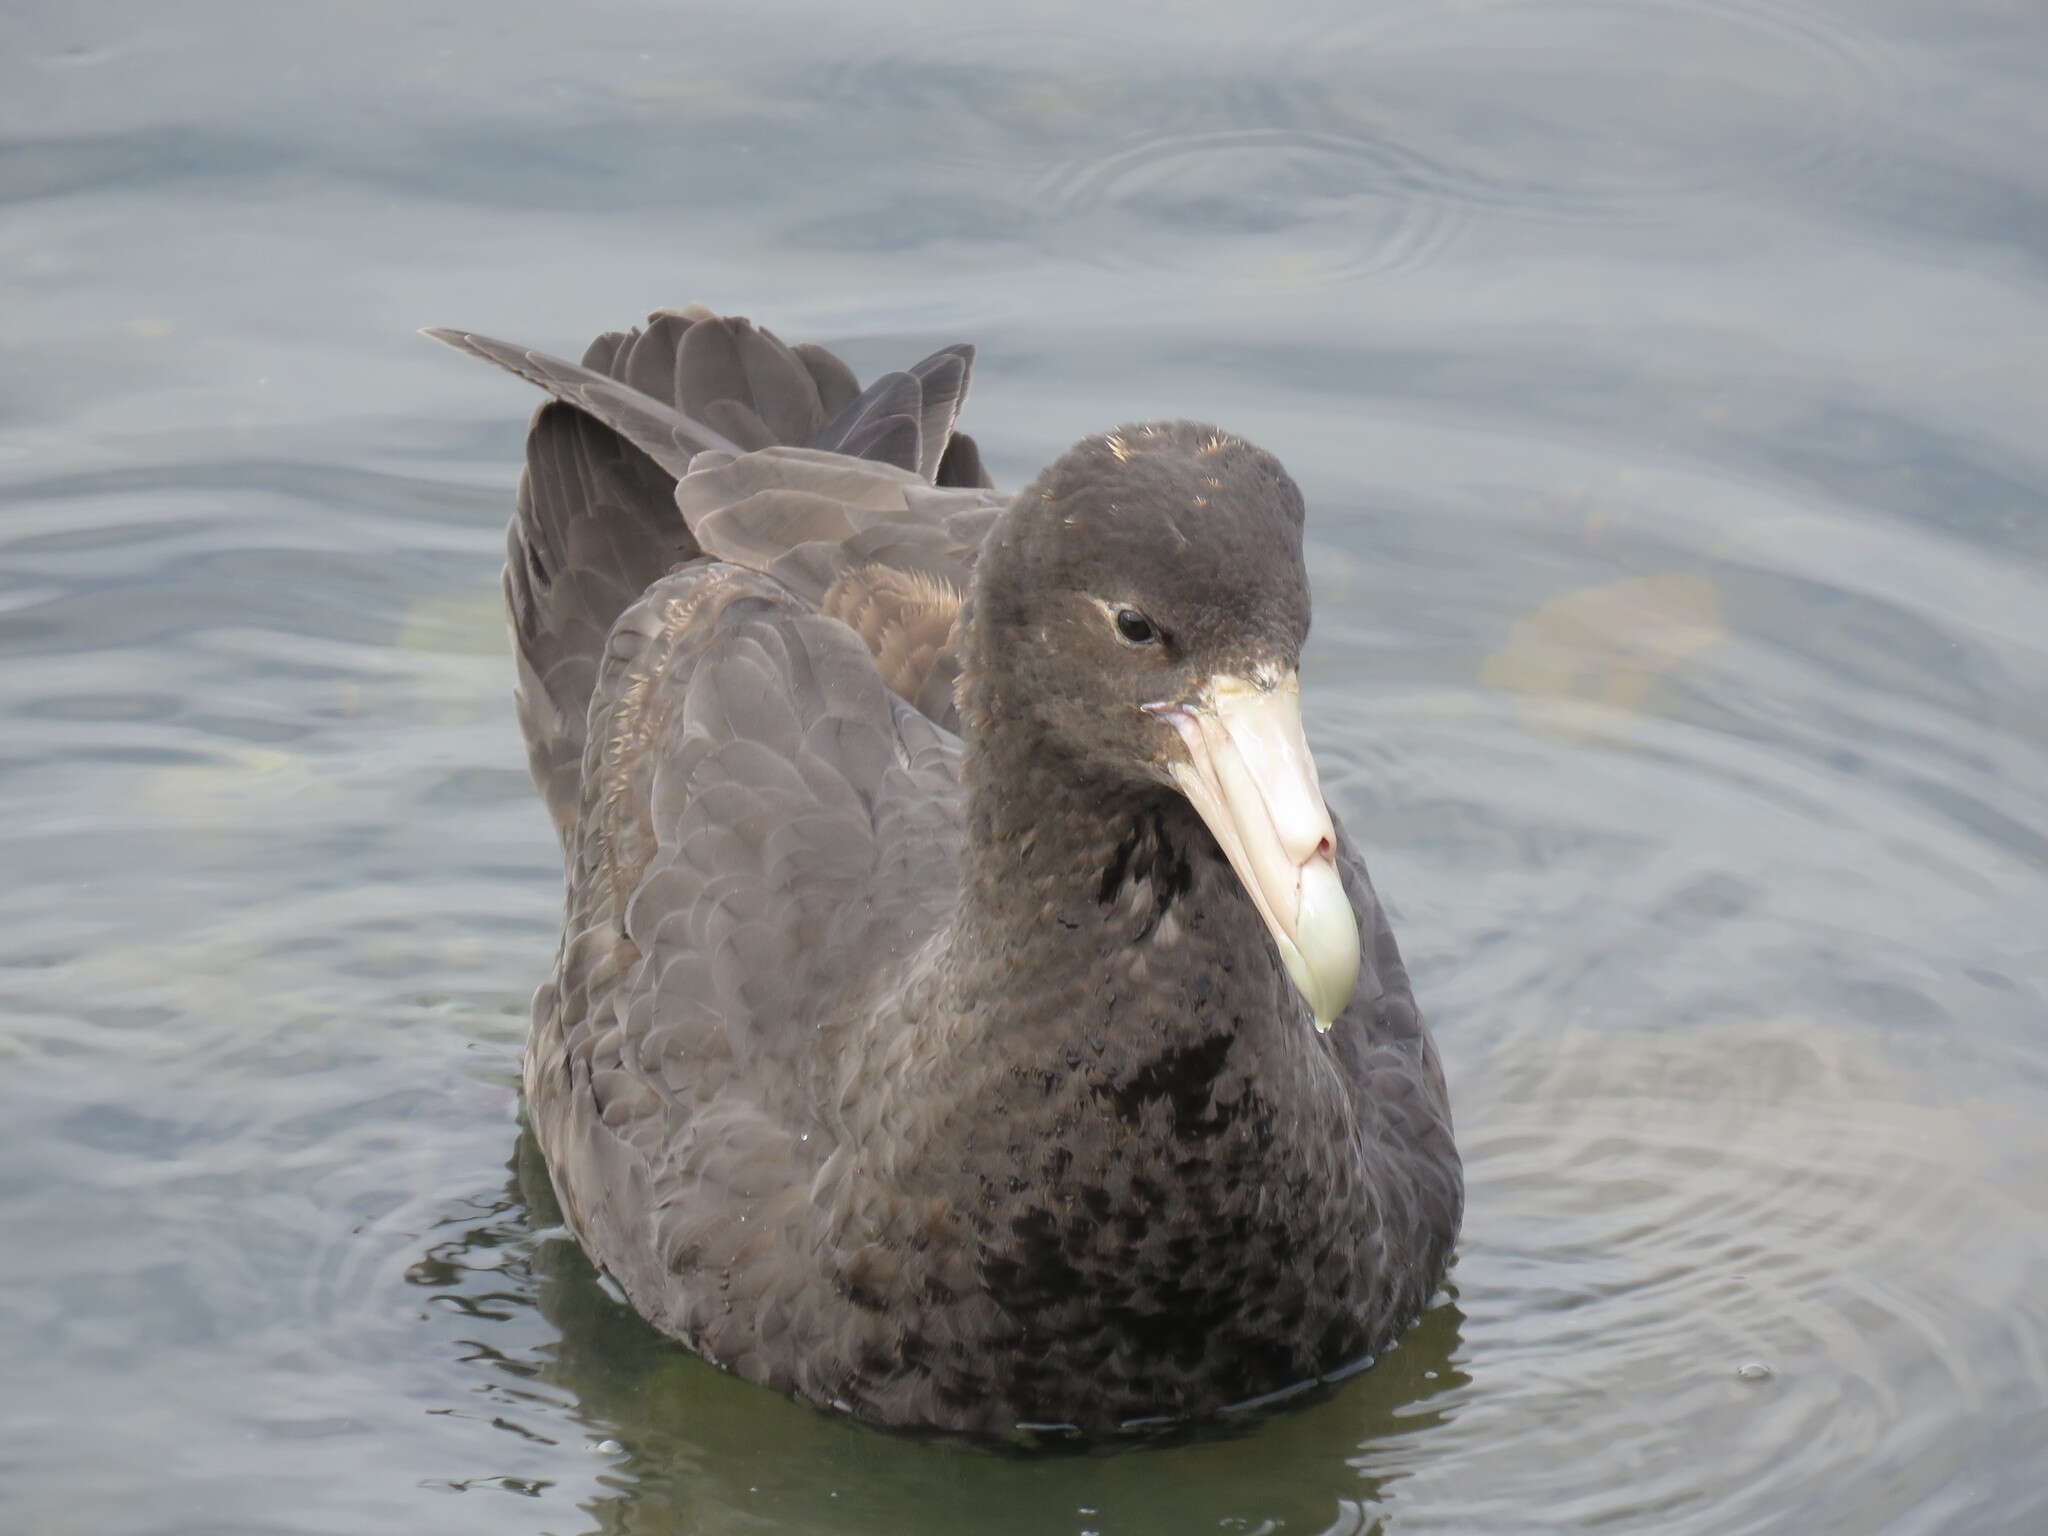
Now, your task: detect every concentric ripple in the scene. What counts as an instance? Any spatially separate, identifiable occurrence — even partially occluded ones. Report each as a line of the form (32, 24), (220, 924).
(1283, 0), (1901, 219)
(820, 0), (1902, 283)
(1395, 1018), (2048, 1534)
(1033, 126), (1473, 283)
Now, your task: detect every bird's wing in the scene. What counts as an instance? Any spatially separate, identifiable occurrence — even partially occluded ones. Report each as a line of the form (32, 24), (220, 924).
(527, 560), (965, 1350)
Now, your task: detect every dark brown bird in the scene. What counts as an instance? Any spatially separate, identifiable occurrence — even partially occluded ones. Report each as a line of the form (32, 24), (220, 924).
(427, 306), (1461, 1433)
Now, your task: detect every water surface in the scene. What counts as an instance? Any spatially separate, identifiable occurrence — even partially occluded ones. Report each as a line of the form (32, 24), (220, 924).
(4, 1), (2046, 1532)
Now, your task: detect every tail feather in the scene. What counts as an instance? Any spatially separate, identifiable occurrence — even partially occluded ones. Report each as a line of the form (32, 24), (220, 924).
(506, 399), (697, 847)
(430, 307), (996, 839)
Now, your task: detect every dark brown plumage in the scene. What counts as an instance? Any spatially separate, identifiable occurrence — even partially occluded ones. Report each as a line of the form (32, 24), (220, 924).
(428, 305), (1461, 1433)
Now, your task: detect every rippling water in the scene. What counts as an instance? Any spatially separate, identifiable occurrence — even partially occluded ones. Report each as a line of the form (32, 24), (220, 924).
(4, 0), (2045, 1532)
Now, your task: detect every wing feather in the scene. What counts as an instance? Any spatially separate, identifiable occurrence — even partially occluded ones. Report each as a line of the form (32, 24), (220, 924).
(526, 561), (963, 1349)
(433, 310), (1005, 822)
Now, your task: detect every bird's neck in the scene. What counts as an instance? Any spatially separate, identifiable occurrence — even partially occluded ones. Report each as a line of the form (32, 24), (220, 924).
(960, 726), (1168, 952)
(927, 692), (1354, 1184)
(947, 714), (1305, 1054)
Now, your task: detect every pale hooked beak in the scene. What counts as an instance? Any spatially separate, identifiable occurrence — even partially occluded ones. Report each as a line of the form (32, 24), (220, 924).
(1147, 674), (1361, 1031)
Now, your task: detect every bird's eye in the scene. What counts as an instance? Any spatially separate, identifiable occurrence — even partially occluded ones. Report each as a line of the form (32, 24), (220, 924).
(1114, 608), (1160, 646)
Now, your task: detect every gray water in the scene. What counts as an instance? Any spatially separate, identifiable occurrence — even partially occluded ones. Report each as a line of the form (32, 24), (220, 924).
(4, 0), (2046, 1531)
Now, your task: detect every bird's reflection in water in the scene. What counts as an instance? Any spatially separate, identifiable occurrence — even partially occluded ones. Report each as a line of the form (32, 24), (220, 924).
(405, 1124), (1470, 1535)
